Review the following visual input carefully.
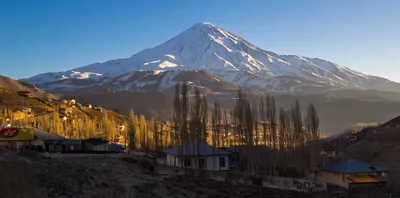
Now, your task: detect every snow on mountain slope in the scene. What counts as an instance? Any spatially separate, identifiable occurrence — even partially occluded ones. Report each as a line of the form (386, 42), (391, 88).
(24, 22), (400, 93)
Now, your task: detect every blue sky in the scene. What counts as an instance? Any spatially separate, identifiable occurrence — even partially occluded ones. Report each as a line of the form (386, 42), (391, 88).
(1, 0), (399, 81)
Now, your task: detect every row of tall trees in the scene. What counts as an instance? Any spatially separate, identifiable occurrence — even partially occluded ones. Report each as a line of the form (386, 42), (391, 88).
(126, 109), (175, 152)
(170, 83), (321, 178)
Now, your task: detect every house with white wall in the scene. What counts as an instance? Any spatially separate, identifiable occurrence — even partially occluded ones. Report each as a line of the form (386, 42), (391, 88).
(316, 160), (388, 193)
(164, 141), (230, 171)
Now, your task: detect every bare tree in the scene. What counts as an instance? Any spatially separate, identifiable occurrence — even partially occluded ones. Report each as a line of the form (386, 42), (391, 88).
(305, 104), (320, 177)
(128, 109), (137, 151)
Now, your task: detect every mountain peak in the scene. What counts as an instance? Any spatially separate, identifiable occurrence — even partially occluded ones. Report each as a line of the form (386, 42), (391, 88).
(191, 22), (215, 28)
(24, 22), (400, 94)
(189, 21), (219, 34)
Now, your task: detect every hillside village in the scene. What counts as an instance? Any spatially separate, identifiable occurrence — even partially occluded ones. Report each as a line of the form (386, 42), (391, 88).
(0, 79), (397, 197)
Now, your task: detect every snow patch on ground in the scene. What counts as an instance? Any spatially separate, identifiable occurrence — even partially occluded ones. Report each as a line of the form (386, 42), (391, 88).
(164, 54), (175, 60)
(159, 61), (178, 68)
(144, 60), (161, 66)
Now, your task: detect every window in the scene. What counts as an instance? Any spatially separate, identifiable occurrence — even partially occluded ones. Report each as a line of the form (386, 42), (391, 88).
(219, 157), (226, 168)
(184, 158), (191, 167)
(198, 158), (205, 169)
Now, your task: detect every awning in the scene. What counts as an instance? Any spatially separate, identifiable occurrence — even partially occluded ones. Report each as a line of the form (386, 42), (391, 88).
(347, 176), (388, 183)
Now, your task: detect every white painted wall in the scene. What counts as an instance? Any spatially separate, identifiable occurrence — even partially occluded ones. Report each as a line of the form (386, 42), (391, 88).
(316, 171), (349, 189)
(166, 155), (229, 171)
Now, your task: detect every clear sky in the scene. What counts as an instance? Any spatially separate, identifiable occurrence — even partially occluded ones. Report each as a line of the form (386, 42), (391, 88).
(1, 0), (399, 81)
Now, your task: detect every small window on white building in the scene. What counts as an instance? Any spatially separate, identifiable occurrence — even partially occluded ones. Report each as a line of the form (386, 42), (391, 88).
(219, 157), (226, 168)
(184, 158), (191, 167)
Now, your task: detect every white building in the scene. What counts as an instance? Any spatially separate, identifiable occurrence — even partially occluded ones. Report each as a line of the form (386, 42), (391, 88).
(164, 141), (230, 171)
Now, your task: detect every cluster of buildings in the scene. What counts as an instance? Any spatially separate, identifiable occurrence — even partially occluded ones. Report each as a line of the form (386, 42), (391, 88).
(17, 91), (33, 98)
(62, 98), (102, 112)
(2, 127), (126, 153)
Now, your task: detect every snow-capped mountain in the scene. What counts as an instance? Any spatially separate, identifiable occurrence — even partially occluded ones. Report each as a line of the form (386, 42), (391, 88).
(24, 22), (400, 93)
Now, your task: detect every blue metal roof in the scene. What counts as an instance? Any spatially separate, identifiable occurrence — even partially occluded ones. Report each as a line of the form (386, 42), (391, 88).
(110, 143), (127, 151)
(164, 141), (230, 156)
(59, 140), (82, 145)
(319, 160), (387, 173)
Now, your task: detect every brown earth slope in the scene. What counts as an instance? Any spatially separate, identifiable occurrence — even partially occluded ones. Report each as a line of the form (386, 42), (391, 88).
(0, 75), (56, 99)
(0, 150), (317, 198)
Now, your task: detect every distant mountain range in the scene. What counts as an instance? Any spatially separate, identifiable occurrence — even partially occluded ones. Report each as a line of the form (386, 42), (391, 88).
(23, 22), (400, 94)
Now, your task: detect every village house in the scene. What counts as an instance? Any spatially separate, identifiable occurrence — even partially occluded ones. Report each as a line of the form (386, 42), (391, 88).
(69, 99), (76, 106)
(17, 128), (81, 152)
(17, 91), (32, 97)
(59, 107), (72, 115)
(22, 107), (32, 113)
(45, 139), (83, 152)
(13, 110), (26, 120)
(316, 160), (388, 194)
(83, 138), (109, 151)
(93, 106), (103, 112)
(164, 141), (230, 171)
(83, 103), (92, 109)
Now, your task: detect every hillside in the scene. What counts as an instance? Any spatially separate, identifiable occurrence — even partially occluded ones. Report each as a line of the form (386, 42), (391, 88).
(0, 75), (128, 136)
(323, 116), (400, 194)
(0, 75), (56, 99)
(0, 88), (125, 123)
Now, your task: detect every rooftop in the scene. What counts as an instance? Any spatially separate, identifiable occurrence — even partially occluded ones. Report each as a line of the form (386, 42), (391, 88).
(34, 128), (65, 141)
(46, 139), (82, 146)
(319, 160), (387, 173)
(84, 138), (108, 146)
(164, 141), (230, 156)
